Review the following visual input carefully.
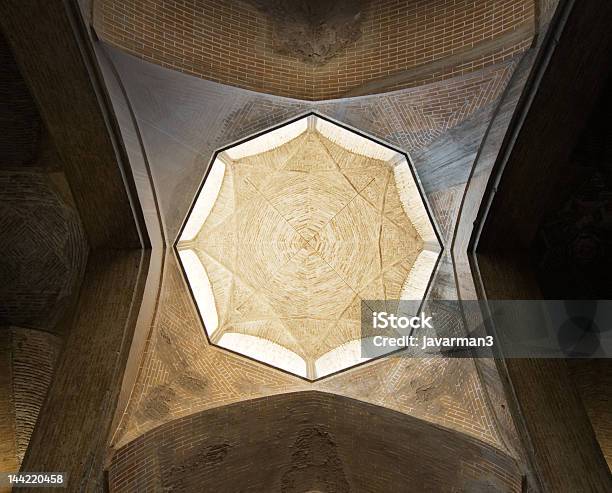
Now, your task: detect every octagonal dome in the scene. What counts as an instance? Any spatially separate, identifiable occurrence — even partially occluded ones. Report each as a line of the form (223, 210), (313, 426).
(176, 114), (440, 380)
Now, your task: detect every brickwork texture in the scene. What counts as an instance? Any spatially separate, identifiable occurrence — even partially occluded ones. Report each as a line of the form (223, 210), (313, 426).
(96, 0), (534, 99)
(109, 392), (522, 492)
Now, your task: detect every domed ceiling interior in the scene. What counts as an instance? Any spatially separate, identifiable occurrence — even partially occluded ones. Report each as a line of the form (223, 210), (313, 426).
(176, 114), (440, 379)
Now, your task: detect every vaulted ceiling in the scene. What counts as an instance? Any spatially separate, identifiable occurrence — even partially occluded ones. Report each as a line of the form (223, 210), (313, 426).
(176, 115), (439, 379)
(2, 1), (611, 492)
(94, 0), (537, 99)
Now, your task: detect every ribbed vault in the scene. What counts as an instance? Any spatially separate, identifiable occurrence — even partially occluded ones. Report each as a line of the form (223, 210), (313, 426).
(176, 115), (439, 379)
(105, 48), (521, 453)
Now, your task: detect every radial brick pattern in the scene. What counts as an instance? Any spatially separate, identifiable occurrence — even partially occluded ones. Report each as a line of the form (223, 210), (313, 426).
(176, 115), (440, 379)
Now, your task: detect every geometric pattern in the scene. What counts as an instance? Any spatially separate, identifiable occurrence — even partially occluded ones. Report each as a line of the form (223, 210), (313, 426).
(106, 48), (524, 452)
(0, 170), (87, 331)
(176, 114), (440, 379)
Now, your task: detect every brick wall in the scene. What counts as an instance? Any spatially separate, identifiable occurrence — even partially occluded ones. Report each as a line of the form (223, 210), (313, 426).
(11, 329), (62, 462)
(0, 328), (61, 476)
(109, 392), (522, 492)
(0, 167), (88, 332)
(96, 0), (534, 100)
(0, 35), (83, 478)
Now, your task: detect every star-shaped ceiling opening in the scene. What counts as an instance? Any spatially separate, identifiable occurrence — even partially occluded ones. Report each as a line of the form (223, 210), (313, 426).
(176, 114), (441, 380)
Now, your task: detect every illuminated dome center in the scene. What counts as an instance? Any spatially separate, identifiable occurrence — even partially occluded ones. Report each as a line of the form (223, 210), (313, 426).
(176, 114), (440, 379)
